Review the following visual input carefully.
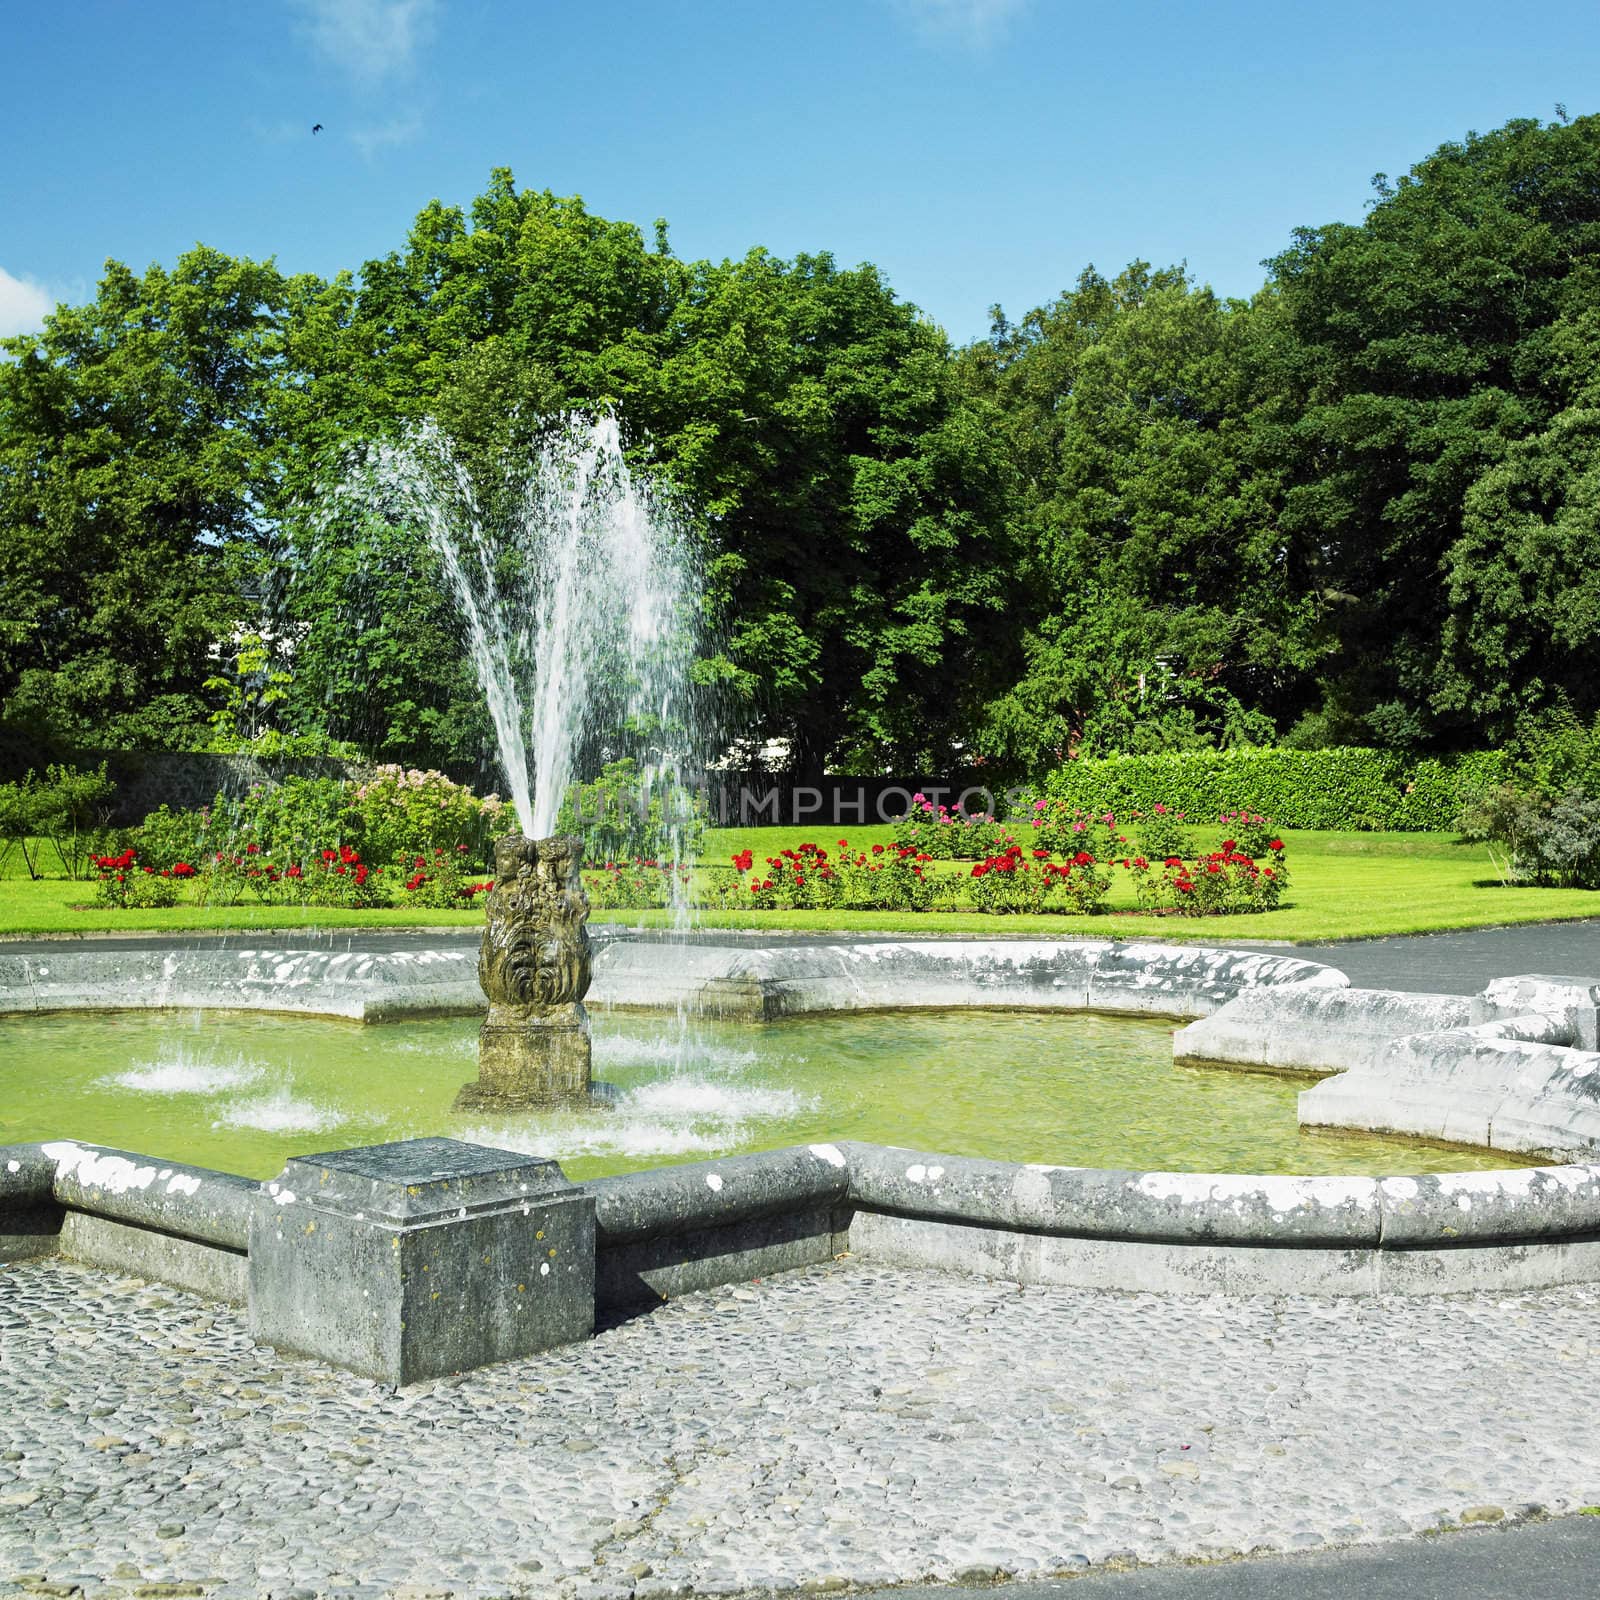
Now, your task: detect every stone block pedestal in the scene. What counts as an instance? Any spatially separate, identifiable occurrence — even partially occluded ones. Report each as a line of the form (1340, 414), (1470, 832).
(456, 1001), (594, 1110)
(248, 1137), (595, 1384)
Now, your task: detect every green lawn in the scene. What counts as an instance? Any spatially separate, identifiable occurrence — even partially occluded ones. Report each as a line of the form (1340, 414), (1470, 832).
(0, 826), (1595, 941)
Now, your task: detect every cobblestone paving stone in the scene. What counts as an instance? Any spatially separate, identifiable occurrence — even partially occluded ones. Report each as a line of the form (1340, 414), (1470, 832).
(5, 1257), (1600, 1600)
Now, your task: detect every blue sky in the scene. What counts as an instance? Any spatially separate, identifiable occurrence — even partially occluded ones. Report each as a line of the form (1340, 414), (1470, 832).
(2, 0), (1596, 345)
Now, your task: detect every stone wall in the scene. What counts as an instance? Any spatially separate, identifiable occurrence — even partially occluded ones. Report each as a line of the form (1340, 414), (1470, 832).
(79, 750), (370, 826)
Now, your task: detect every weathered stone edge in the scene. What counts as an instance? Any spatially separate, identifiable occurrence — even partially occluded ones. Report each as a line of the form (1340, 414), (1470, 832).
(588, 1143), (851, 1246)
(839, 1140), (1600, 1248)
(0, 938), (1347, 1024)
(11, 1137), (1600, 1263)
(3, 1140), (253, 1251)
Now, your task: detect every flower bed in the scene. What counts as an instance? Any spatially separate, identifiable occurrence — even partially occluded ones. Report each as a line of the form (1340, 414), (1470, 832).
(89, 840), (492, 911)
(892, 795), (1019, 859)
(584, 859), (698, 911)
(714, 828), (1289, 917)
(722, 840), (938, 912)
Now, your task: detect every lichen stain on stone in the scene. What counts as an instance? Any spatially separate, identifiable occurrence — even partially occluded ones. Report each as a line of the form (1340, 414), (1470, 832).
(42, 1141), (157, 1196)
(1134, 1170), (1372, 1213)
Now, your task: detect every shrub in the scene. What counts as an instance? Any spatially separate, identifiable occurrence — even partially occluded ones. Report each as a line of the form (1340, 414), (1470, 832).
(1130, 805), (1194, 862)
(1215, 810), (1278, 859)
(395, 846), (483, 909)
(734, 840), (937, 911)
(1031, 747), (1505, 832)
(559, 758), (709, 865)
(195, 845), (281, 906)
(1537, 789), (1600, 888)
(968, 845), (1113, 914)
(1, 763), (117, 879)
(130, 804), (215, 873)
(303, 845), (389, 908)
(91, 847), (182, 909)
(1128, 843), (1288, 915)
(216, 776), (354, 863)
(1011, 801), (1134, 861)
(582, 857), (697, 911)
(347, 766), (506, 868)
(893, 793), (1017, 859)
(1459, 782), (1600, 888)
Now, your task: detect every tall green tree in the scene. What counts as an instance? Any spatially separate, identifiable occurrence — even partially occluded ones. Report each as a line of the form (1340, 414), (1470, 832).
(648, 247), (1015, 773)
(963, 266), (1308, 770)
(0, 247), (307, 755)
(1432, 292), (1600, 736)
(278, 171), (1016, 775)
(1265, 113), (1600, 745)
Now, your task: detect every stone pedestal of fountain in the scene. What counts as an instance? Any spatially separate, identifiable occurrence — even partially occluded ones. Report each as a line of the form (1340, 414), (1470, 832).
(249, 1136), (595, 1383)
(455, 833), (608, 1111)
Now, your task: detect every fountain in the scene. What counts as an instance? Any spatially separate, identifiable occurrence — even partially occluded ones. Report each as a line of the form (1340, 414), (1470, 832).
(347, 414), (705, 1110)
(454, 832), (602, 1110)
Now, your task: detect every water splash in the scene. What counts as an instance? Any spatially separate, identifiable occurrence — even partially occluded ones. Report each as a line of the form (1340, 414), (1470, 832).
(213, 1089), (348, 1136)
(337, 413), (711, 1077)
(107, 1054), (265, 1095)
(455, 1075), (814, 1162)
(347, 415), (704, 849)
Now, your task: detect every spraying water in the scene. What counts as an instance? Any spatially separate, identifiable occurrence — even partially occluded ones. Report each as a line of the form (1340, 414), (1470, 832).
(343, 415), (705, 898)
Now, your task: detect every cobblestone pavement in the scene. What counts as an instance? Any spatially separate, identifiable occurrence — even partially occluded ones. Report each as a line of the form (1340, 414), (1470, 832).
(5, 1258), (1600, 1600)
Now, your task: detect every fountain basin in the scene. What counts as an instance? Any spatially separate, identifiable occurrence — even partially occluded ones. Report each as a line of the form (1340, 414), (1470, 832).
(8, 931), (1600, 1350)
(9, 1136), (1600, 1315)
(0, 1006), (1530, 1183)
(0, 934), (1341, 1023)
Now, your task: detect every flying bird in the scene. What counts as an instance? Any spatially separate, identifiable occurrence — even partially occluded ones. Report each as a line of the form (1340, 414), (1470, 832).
(312, 123), (323, 134)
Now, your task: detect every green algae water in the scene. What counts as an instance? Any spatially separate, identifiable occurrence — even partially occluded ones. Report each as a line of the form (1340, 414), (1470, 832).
(0, 1008), (1530, 1181)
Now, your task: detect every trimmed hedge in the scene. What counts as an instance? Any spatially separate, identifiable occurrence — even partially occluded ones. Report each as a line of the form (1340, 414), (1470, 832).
(1033, 747), (1506, 832)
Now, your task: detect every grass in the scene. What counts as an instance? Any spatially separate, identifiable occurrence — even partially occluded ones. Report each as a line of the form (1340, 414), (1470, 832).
(1, 826), (1596, 942)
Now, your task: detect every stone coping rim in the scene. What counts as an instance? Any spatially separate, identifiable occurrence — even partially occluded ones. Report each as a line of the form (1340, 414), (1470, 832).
(0, 935), (1347, 1024)
(9, 1137), (1600, 1256)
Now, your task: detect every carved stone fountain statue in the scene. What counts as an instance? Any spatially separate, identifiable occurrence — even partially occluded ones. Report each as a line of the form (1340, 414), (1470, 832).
(454, 833), (600, 1110)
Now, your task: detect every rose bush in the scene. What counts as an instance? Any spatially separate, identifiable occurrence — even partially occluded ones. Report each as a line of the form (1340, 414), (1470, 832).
(92, 847), (182, 909)
(583, 858), (698, 911)
(893, 795), (1017, 860)
(967, 844), (1114, 915)
(733, 839), (937, 911)
(1128, 839), (1288, 915)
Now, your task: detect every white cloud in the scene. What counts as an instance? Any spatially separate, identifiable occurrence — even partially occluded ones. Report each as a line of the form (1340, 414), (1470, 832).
(892, 0), (1030, 46)
(292, 0), (437, 86)
(0, 267), (54, 339)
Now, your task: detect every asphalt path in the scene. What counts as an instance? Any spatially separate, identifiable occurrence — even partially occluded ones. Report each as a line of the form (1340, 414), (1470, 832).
(864, 1514), (1600, 1600)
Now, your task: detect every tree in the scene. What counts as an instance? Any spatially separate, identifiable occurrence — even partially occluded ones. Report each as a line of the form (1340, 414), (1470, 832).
(278, 172), (1017, 776)
(962, 266), (1307, 771)
(1264, 114), (1600, 746)
(649, 247), (1016, 773)
(0, 247), (309, 752)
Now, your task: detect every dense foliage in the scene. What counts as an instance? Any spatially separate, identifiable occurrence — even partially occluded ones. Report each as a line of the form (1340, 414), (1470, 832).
(1457, 707), (1600, 886)
(5, 114), (1600, 785)
(1027, 747), (1507, 832)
